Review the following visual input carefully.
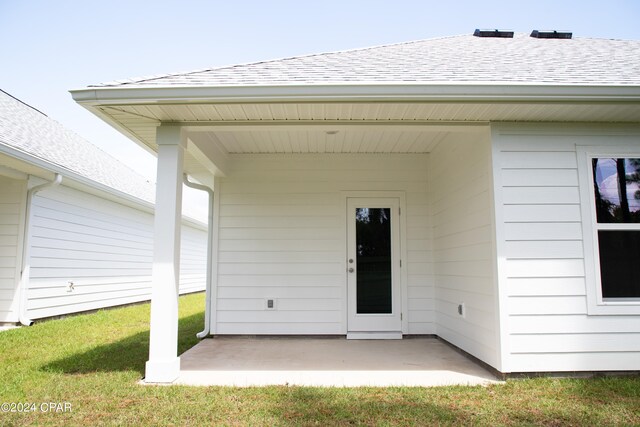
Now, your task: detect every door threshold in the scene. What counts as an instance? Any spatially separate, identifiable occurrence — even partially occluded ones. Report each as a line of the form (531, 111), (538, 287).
(347, 332), (403, 340)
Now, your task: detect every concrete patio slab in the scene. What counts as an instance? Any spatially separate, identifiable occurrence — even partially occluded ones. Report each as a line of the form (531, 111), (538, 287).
(174, 337), (502, 387)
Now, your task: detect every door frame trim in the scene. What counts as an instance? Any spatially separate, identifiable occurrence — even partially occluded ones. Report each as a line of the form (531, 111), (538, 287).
(341, 191), (408, 335)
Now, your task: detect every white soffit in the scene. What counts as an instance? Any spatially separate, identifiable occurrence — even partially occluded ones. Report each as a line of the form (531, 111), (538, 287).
(100, 101), (640, 123)
(95, 101), (640, 155)
(203, 128), (448, 154)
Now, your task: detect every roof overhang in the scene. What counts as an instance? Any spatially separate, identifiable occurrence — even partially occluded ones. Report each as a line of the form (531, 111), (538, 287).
(70, 82), (640, 177)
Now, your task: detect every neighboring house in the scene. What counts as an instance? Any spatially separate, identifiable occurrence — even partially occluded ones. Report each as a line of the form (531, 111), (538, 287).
(71, 31), (640, 382)
(0, 90), (206, 325)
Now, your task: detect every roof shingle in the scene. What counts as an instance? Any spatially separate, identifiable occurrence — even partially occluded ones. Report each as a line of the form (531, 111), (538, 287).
(92, 33), (640, 88)
(0, 90), (155, 203)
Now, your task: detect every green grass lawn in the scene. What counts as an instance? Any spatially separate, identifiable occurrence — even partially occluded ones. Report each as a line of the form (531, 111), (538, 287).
(1, 292), (639, 426)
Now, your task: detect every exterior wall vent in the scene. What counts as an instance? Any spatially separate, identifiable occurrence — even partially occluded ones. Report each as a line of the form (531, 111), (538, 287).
(473, 29), (514, 38)
(530, 30), (572, 39)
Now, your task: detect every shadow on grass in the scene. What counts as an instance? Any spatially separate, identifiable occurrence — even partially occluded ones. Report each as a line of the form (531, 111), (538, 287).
(270, 386), (459, 425)
(41, 312), (203, 376)
(268, 381), (640, 426)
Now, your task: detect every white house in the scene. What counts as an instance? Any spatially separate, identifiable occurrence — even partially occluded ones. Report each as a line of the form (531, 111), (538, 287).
(70, 31), (640, 382)
(0, 90), (207, 325)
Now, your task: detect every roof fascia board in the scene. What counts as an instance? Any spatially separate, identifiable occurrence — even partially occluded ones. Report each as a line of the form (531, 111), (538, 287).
(71, 84), (640, 105)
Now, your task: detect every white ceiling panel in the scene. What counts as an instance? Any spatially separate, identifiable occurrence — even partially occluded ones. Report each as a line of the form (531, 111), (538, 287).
(195, 129), (450, 155)
(101, 101), (640, 158)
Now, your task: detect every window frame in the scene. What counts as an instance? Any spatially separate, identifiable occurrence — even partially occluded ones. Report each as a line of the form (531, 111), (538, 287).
(578, 144), (640, 315)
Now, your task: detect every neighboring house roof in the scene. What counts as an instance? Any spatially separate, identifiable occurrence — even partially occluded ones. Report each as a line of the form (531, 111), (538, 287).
(92, 33), (640, 88)
(0, 90), (155, 203)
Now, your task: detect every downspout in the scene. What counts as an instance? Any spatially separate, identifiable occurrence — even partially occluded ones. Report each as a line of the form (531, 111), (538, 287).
(18, 174), (63, 326)
(182, 175), (213, 339)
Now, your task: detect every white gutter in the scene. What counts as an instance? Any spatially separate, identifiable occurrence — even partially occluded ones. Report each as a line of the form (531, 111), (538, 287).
(18, 174), (62, 326)
(183, 175), (213, 339)
(70, 83), (640, 105)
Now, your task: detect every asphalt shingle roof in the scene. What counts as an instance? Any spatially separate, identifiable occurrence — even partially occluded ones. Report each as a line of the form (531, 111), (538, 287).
(0, 90), (155, 203)
(93, 33), (640, 88)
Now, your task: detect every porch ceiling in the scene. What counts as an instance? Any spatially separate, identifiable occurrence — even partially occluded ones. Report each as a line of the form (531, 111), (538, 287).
(188, 127), (451, 155)
(95, 101), (640, 158)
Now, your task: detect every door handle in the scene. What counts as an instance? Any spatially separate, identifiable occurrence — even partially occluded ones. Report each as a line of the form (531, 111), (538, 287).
(348, 267), (355, 273)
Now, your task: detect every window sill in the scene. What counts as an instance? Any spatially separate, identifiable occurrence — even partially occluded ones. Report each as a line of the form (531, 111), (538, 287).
(587, 300), (640, 316)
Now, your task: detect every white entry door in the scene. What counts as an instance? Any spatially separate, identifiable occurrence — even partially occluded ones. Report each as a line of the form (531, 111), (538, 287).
(346, 198), (402, 338)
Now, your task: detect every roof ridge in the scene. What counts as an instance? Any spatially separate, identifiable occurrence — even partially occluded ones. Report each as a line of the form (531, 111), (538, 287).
(92, 34), (469, 87)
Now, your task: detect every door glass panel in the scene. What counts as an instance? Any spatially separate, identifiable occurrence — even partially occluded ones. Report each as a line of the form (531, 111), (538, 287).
(355, 207), (392, 314)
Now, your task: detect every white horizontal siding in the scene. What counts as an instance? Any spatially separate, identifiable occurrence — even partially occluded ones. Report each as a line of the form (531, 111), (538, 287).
(494, 126), (640, 372)
(215, 153), (432, 335)
(506, 277), (586, 296)
(0, 176), (26, 322)
(510, 333), (640, 353)
(216, 322), (343, 335)
(429, 132), (499, 367)
(509, 352), (640, 372)
(509, 314), (640, 334)
(180, 225), (207, 294)
(25, 185), (206, 320)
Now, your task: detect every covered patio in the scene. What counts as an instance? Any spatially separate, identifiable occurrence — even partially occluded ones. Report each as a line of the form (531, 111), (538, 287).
(68, 93), (524, 384)
(175, 337), (500, 387)
(71, 33), (640, 381)
(68, 89), (534, 384)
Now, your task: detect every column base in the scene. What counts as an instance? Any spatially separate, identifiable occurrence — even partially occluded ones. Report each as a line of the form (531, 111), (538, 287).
(145, 357), (180, 383)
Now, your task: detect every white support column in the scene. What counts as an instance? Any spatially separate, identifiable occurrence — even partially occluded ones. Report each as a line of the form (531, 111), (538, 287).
(145, 125), (186, 383)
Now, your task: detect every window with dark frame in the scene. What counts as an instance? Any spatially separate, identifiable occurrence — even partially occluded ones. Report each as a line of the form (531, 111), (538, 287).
(592, 158), (640, 299)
